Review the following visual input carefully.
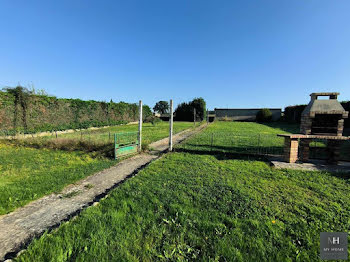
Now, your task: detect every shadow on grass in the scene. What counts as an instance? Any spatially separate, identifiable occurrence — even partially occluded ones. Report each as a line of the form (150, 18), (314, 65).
(260, 122), (300, 133)
(174, 147), (270, 161)
(179, 143), (284, 156)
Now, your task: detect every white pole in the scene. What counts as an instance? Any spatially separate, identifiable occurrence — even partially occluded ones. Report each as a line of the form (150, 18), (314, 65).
(138, 100), (142, 152)
(194, 108), (196, 126)
(169, 99), (173, 151)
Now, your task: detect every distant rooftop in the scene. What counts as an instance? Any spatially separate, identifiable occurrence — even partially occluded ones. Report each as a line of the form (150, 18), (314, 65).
(310, 92), (340, 96)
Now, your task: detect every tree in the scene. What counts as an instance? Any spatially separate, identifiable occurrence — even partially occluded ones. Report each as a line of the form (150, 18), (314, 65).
(191, 97), (206, 121)
(256, 108), (272, 122)
(142, 105), (152, 120)
(174, 97), (206, 121)
(153, 101), (169, 114)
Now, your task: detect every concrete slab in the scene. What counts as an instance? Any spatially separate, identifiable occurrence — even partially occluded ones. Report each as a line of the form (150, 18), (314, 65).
(270, 158), (350, 173)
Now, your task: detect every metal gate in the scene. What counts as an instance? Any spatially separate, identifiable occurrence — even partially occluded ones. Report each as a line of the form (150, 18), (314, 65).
(114, 131), (139, 160)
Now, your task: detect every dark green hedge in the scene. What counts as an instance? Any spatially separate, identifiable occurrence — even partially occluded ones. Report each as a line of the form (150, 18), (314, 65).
(0, 88), (152, 134)
(284, 101), (349, 128)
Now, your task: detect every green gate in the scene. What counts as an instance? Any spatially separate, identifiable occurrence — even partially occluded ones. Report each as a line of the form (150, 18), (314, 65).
(114, 131), (139, 160)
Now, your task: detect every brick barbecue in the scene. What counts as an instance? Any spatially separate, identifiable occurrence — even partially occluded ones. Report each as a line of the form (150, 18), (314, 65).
(278, 92), (349, 164)
(300, 92), (348, 136)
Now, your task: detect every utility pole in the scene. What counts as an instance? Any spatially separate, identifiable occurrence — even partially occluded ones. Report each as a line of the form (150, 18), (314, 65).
(169, 99), (173, 151)
(138, 100), (142, 152)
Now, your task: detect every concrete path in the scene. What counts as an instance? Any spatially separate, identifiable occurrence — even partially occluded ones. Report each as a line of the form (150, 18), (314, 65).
(0, 124), (207, 261)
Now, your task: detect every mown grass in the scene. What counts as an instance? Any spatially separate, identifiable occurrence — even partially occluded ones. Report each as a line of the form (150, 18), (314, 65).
(178, 121), (299, 155)
(179, 121), (350, 160)
(0, 121), (199, 215)
(0, 144), (114, 215)
(17, 153), (350, 261)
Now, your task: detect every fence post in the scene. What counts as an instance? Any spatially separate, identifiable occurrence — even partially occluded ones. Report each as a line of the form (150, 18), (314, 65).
(114, 133), (117, 160)
(207, 108), (209, 123)
(169, 99), (173, 151)
(138, 100), (143, 152)
(194, 108), (196, 127)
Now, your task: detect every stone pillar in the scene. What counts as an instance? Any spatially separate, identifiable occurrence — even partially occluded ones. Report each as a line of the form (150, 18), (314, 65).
(327, 140), (341, 164)
(283, 137), (299, 163)
(299, 139), (311, 162)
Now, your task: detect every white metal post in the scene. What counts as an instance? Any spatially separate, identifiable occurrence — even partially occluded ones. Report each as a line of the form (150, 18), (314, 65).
(138, 100), (142, 152)
(194, 108), (196, 126)
(169, 99), (173, 151)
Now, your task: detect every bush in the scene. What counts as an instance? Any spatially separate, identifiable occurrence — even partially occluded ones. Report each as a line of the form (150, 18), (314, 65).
(283, 104), (307, 123)
(256, 109), (272, 122)
(174, 97), (206, 121)
(0, 87), (151, 134)
(144, 115), (161, 126)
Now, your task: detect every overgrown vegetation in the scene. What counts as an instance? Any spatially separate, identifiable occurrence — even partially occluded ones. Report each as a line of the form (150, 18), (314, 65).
(0, 86), (152, 134)
(6, 122), (198, 156)
(2, 86), (32, 131)
(16, 152), (350, 261)
(0, 122), (198, 214)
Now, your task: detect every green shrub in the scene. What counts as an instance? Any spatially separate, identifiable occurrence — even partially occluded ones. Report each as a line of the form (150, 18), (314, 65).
(0, 87), (147, 134)
(144, 115), (162, 126)
(174, 97), (206, 121)
(256, 108), (272, 122)
(141, 142), (150, 152)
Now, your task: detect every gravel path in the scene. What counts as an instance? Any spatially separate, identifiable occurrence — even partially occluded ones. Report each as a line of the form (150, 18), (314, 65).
(0, 124), (207, 261)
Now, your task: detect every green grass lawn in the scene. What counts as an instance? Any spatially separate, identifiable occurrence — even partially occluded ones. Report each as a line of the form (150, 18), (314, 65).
(178, 121), (299, 155)
(179, 121), (350, 160)
(0, 121), (198, 215)
(17, 152), (350, 261)
(0, 144), (114, 215)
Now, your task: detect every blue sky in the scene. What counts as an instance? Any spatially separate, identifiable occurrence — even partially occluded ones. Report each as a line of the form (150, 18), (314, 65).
(1, 0), (349, 110)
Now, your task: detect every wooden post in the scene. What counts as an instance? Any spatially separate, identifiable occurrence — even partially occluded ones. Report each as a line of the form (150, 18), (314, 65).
(169, 99), (173, 151)
(138, 100), (142, 152)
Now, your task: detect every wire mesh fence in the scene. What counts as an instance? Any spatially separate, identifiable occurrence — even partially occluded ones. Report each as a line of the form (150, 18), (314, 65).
(176, 131), (285, 157)
(307, 138), (350, 161)
(177, 131), (350, 161)
(114, 131), (139, 146)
